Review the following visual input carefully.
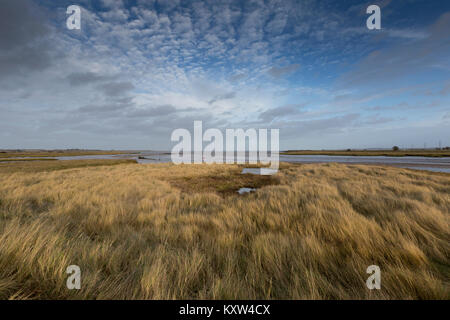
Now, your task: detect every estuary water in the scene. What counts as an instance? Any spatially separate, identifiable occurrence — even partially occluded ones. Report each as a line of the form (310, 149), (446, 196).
(4, 152), (450, 173)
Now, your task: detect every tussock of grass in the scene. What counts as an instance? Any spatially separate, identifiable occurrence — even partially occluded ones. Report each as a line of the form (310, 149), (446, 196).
(0, 162), (448, 299)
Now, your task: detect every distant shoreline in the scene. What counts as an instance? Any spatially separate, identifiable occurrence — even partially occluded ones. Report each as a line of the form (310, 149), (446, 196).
(2, 149), (450, 158)
(281, 150), (450, 158)
(0, 150), (138, 158)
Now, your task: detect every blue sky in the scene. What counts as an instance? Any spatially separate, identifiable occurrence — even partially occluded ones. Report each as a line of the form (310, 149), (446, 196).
(0, 0), (449, 150)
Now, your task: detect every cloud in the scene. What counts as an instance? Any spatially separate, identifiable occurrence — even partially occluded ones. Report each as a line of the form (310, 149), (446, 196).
(0, 0), (55, 79)
(0, 0), (48, 49)
(229, 73), (247, 82)
(126, 105), (177, 117)
(337, 12), (450, 88)
(440, 82), (450, 95)
(0, 1), (449, 149)
(362, 115), (395, 125)
(386, 29), (429, 40)
(101, 0), (124, 9)
(77, 104), (125, 114)
(67, 72), (114, 86)
(367, 101), (442, 111)
(99, 82), (135, 97)
(77, 99), (133, 114)
(275, 113), (361, 139)
(208, 92), (236, 105)
(258, 104), (306, 122)
(268, 64), (300, 78)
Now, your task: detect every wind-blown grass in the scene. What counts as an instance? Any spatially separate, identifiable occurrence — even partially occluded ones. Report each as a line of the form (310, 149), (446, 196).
(0, 162), (448, 299)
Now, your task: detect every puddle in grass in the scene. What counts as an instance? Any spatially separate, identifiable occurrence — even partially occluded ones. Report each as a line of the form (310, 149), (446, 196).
(237, 187), (256, 195)
(241, 168), (278, 175)
(237, 168), (279, 194)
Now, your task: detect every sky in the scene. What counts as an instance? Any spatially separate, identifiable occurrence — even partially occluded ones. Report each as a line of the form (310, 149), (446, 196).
(0, 0), (449, 150)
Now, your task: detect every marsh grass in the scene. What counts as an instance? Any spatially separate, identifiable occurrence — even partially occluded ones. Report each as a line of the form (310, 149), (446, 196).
(0, 162), (448, 299)
(0, 150), (133, 158)
(0, 158), (58, 162)
(166, 165), (279, 196)
(0, 159), (137, 173)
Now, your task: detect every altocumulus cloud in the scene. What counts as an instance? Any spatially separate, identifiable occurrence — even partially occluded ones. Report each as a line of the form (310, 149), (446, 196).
(0, 0), (449, 149)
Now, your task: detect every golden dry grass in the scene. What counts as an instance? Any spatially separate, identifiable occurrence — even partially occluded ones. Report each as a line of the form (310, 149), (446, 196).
(0, 162), (448, 299)
(0, 150), (133, 158)
(0, 158), (59, 162)
(0, 159), (137, 174)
